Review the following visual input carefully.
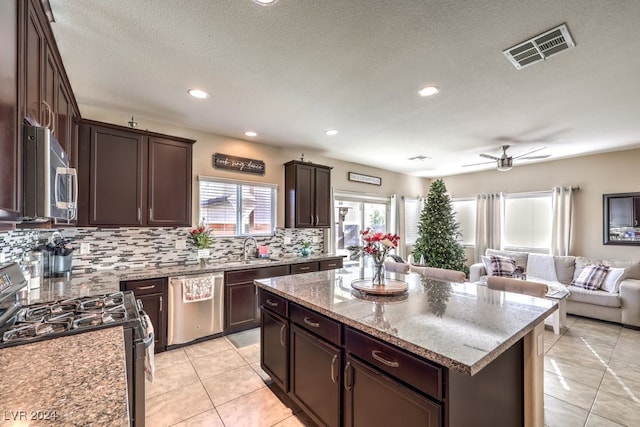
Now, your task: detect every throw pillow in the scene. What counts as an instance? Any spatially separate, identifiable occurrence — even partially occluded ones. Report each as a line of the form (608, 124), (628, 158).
(601, 267), (625, 293)
(571, 264), (610, 291)
(489, 255), (516, 277)
(481, 255), (494, 276)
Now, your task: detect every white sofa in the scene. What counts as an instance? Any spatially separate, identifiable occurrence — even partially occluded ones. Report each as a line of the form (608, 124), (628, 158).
(470, 249), (640, 328)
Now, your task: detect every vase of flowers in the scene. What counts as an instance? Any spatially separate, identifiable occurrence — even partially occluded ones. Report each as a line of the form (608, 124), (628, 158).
(300, 241), (311, 257)
(187, 221), (213, 265)
(354, 228), (400, 285)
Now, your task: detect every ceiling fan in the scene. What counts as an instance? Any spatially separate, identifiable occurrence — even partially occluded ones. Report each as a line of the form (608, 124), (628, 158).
(463, 145), (550, 171)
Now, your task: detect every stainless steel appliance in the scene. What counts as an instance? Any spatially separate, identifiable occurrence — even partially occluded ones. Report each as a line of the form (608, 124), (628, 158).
(0, 262), (151, 426)
(168, 273), (224, 346)
(23, 124), (78, 224)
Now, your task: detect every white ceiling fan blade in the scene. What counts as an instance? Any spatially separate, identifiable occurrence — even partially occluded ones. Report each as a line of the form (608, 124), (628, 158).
(479, 153), (500, 160)
(463, 160), (495, 167)
(513, 146), (546, 159)
(518, 154), (550, 160)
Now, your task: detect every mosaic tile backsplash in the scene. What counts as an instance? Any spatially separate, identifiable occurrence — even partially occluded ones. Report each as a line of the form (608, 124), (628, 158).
(0, 227), (324, 273)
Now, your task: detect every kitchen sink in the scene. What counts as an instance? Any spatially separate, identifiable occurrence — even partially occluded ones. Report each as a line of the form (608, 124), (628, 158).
(223, 257), (280, 267)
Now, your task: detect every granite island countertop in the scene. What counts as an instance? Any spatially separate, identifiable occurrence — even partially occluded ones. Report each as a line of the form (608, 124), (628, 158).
(0, 327), (129, 426)
(255, 267), (557, 375)
(20, 253), (344, 305)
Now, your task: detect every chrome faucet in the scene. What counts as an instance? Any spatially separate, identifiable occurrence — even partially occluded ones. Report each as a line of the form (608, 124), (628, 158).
(242, 236), (258, 261)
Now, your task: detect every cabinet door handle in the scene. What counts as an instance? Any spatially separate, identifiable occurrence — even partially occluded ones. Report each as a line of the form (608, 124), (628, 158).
(279, 324), (286, 347)
(371, 350), (399, 368)
(137, 208), (141, 222)
(159, 296), (163, 312)
(310, 215), (314, 225)
(330, 354), (338, 383)
(136, 285), (156, 290)
(149, 208), (153, 220)
(266, 299), (278, 307)
(303, 317), (320, 328)
(344, 362), (352, 391)
(315, 215), (319, 225)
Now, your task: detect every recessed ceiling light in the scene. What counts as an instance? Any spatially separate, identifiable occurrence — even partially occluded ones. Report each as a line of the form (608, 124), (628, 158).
(252, 0), (279, 5)
(187, 89), (209, 99)
(325, 129), (338, 136)
(244, 131), (257, 137)
(418, 86), (439, 97)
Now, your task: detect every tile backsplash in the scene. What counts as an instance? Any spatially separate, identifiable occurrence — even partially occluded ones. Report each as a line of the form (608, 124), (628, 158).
(0, 227), (324, 273)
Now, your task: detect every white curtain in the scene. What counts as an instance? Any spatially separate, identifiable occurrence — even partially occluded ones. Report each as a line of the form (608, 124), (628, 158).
(396, 195), (406, 259)
(551, 186), (574, 256)
(475, 193), (501, 262)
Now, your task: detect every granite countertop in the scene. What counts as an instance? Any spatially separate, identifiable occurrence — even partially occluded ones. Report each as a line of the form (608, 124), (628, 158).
(255, 267), (557, 376)
(0, 327), (129, 426)
(20, 253), (344, 305)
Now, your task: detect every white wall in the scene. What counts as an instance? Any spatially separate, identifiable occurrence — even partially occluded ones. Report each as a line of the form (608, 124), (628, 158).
(80, 107), (428, 228)
(442, 148), (640, 261)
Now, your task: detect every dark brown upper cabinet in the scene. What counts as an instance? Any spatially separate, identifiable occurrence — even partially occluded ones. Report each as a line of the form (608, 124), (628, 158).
(78, 120), (194, 227)
(284, 160), (332, 228)
(1, 0), (79, 224)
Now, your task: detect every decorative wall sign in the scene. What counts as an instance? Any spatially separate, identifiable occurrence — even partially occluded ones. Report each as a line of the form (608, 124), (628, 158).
(348, 172), (382, 186)
(213, 153), (265, 175)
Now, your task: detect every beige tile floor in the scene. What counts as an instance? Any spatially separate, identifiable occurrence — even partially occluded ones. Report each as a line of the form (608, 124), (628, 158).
(146, 316), (640, 427)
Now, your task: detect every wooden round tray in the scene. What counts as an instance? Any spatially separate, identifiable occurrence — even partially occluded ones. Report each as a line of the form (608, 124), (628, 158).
(351, 278), (408, 296)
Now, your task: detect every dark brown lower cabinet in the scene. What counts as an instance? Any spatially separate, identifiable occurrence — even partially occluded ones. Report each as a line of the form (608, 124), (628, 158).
(121, 278), (168, 353)
(343, 355), (441, 427)
(260, 308), (288, 391)
(290, 324), (341, 427)
(226, 282), (259, 333)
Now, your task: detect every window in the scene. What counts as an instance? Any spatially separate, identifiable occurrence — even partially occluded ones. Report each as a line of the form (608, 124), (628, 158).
(502, 193), (552, 252)
(451, 198), (476, 246)
(198, 176), (277, 236)
(403, 197), (423, 245)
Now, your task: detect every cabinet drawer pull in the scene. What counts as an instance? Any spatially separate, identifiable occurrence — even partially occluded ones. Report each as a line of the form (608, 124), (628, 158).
(344, 362), (352, 391)
(136, 285), (156, 290)
(371, 350), (399, 368)
(279, 324), (286, 347)
(326, 263), (336, 267)
(266, 299), (279, 307)
(330, 354), (338, 383)
(299, 266), (310, 271)
(303, 317), (320, 328)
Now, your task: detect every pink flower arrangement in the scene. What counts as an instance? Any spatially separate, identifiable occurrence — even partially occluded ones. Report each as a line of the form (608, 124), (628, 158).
(360, 228), (400, 265)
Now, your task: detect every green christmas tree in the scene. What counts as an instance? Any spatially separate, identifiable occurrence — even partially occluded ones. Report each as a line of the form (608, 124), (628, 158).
(413, 179), (469, 276)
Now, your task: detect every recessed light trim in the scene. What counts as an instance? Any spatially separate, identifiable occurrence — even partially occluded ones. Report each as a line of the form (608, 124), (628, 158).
(252, 0), (279, 6)
(188, 89), (209, 99)
(244, 131), (257, 137)
(418, 86), (440, 97)
(325, 129), (338, 136)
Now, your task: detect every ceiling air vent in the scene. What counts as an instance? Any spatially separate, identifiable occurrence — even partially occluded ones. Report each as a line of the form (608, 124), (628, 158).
(503, 24), (575, 69)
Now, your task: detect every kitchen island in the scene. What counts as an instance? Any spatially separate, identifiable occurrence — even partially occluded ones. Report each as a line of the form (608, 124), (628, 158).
(0, 327), (129, 426)
(255, 267), (556, 427)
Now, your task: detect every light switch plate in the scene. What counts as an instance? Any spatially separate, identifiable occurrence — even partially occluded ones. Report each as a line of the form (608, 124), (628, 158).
(283, 237), (292, 244)
(80, 242), (91, 255)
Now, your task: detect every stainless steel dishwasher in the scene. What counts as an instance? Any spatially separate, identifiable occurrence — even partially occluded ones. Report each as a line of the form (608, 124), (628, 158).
(167, 273), (224, 346)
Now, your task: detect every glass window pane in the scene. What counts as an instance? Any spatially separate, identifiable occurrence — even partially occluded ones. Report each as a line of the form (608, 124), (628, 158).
(404, 198), (421, 245)
(199, 179), (276, 237)
(451, 199), (476, 245)
(365, 203), (386, 233)
(503, 195), (552, 251)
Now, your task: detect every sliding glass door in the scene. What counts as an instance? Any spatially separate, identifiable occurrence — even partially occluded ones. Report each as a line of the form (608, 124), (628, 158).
(334, 196), (390, 264)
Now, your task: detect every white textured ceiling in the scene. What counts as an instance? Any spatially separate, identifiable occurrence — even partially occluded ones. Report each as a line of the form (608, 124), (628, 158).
(49, 0), (640, 177)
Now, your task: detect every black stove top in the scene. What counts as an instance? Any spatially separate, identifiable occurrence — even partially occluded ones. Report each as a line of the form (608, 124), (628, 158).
(0, 291), (143, 348)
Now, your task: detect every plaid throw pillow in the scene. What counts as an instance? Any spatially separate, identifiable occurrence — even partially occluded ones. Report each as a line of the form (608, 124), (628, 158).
(571, 264), (610, 290)
(489, 255), (516, 277)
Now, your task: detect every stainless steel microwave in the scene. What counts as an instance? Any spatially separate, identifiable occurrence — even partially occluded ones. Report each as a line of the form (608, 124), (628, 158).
(23, 125), (78, 224)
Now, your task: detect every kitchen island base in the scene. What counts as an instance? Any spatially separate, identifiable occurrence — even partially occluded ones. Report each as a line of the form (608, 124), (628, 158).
(259, 287), (545, 427)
